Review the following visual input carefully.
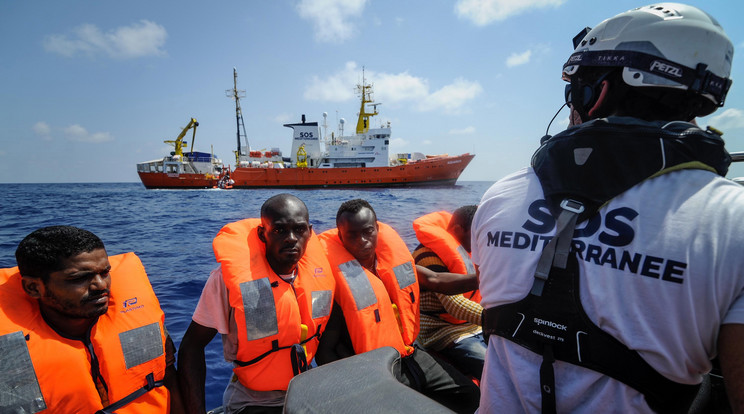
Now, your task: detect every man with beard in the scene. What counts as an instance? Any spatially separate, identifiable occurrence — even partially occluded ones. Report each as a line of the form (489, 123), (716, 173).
(1, 225), (182, 413)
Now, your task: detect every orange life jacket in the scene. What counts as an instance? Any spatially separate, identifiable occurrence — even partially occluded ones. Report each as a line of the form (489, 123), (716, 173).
(214, 218), (335, 391)
(320, 222), (419, 357)
(413, 211), (481, 324)
(0, 252), (170, 414)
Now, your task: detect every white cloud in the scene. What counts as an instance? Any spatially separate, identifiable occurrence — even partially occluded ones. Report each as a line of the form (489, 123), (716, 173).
(455, 0), (565, 26)
(506, 50), (532, 67)
(389, 137), (409, 149)
(422, 139), (433, 145)
(64, 124), (114, 143)
(305, 62), (481, 114)
(450, 126), (476, 135)
(708, 108), (744, 131)
(43, 20), (167, 59)
(274, 113), (293, 124)
(296, 0), (368, 43)
(419, 79), (483, 113)
(33, 121), (52, 140)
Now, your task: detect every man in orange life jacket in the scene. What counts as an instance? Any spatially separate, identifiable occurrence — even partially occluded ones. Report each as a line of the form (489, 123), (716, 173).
(178, 194), (335, 414)
(412, 205), (487, 381)
(316, 199), (480, 413)
(1, 225), (183, 413)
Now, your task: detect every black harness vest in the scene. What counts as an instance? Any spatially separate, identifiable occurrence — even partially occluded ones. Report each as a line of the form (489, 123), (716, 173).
(482, 118), (731, 414)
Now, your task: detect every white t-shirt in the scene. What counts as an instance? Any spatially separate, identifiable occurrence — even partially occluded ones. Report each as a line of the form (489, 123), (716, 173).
(192, 266), (287, 412)
(472, 166), (744, 413)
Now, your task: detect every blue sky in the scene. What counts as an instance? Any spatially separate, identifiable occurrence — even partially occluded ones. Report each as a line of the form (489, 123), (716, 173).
(2, 0), (744, 183)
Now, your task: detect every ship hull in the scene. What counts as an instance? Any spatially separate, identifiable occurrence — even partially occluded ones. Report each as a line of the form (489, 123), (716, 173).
(137, 172), (219, 189)
(138, 153), (474, 189)
(231, 153), (474, 188)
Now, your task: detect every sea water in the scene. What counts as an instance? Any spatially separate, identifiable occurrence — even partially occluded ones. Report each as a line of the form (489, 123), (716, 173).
(0, 181), (493, 410)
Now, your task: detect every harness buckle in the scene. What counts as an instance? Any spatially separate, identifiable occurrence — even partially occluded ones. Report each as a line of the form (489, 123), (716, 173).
(560, 199), (585, 214)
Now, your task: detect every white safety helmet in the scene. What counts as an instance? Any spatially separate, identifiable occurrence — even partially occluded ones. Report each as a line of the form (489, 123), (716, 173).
(563, 3), (733, 114)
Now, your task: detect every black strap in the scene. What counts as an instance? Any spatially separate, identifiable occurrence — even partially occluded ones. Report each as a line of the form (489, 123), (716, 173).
(290, 344), (309, 375)
(234, 327), (321, 369)
(539, 346), (557, 414)
(563, 50), (731, 106)
(96, 373), (163, 414)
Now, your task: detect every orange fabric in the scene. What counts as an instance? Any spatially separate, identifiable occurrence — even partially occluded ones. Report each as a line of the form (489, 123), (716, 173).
(320, 221), (419, 357)
(413, 211), (482, 319)
(213, 218), (335, 391)
(320, 229), (409, 356)
(0, 253), (169, 414)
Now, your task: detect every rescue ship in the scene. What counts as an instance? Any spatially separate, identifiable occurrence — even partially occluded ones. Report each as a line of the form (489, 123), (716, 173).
(137, 69), (474, 189)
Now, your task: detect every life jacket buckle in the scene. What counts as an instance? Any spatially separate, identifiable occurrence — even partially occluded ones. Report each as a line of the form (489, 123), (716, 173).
(560, 199), (584, 214)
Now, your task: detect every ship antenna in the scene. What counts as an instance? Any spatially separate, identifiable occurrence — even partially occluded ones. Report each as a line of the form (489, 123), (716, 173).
(227, 67), (249, 165)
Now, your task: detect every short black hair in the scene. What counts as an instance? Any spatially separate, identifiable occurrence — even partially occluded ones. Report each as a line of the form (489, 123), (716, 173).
(451, 205), (478, 232)
(15, 226), (105, 281)
(261, 193), (308, 221)
(336, 199), (377, 225)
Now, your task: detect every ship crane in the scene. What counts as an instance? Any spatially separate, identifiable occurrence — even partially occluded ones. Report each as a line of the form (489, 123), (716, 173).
(164, 117), (198, 157)
(227, 67), (250, 165)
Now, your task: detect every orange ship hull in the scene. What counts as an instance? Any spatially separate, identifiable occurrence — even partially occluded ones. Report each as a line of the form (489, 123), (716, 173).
(230, 153), (474, 188)
(137, 172), (220, 189)
(138, 153), (473, 189)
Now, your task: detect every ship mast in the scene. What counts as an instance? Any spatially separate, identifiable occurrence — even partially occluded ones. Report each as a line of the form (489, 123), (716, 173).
(227, 67), (249, 164)
(355, 68), (379, 135)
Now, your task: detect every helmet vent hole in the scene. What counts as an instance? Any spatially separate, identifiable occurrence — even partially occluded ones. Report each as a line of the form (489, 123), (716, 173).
(589, 37), (597, 45)
(633, 73), (641, 79)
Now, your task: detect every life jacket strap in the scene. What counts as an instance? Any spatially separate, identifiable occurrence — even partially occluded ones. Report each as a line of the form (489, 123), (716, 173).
(96, 372), (164, 414)
(234, 328), (321, 372)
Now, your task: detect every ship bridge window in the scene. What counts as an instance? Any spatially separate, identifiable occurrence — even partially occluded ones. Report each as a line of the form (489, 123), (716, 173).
(385, 140), (389, 145)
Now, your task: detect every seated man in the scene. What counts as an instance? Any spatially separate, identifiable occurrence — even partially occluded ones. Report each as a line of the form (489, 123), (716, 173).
(178, 194), (335, 414)
(316, 199), (480, 414)
(1, 225), (182, 413)
(413, 205), (487, 380)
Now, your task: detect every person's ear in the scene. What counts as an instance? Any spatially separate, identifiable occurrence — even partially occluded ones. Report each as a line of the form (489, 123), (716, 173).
(21, 276), (43, 299)
(257, 225), (266, 243)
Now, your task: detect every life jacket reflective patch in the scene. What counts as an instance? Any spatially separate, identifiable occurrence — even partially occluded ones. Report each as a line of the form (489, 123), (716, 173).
(457, 245), (476, 274)
(239, 278), (280, 340)
(119, 322), (164, 370)
(339, 260), (379, 311)
(392, 262), (416, 290)
(0, 331), (46, 413)
(311, 290), (332, 319)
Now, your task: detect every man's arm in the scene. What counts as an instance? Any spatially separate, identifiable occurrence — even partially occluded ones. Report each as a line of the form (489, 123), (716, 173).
(163, 334), (185, 414)
(416, 265), (478, 295)
(177, 321), (218, 414)
(719, 323), (744, 413)
(437, 293), (483, 326)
